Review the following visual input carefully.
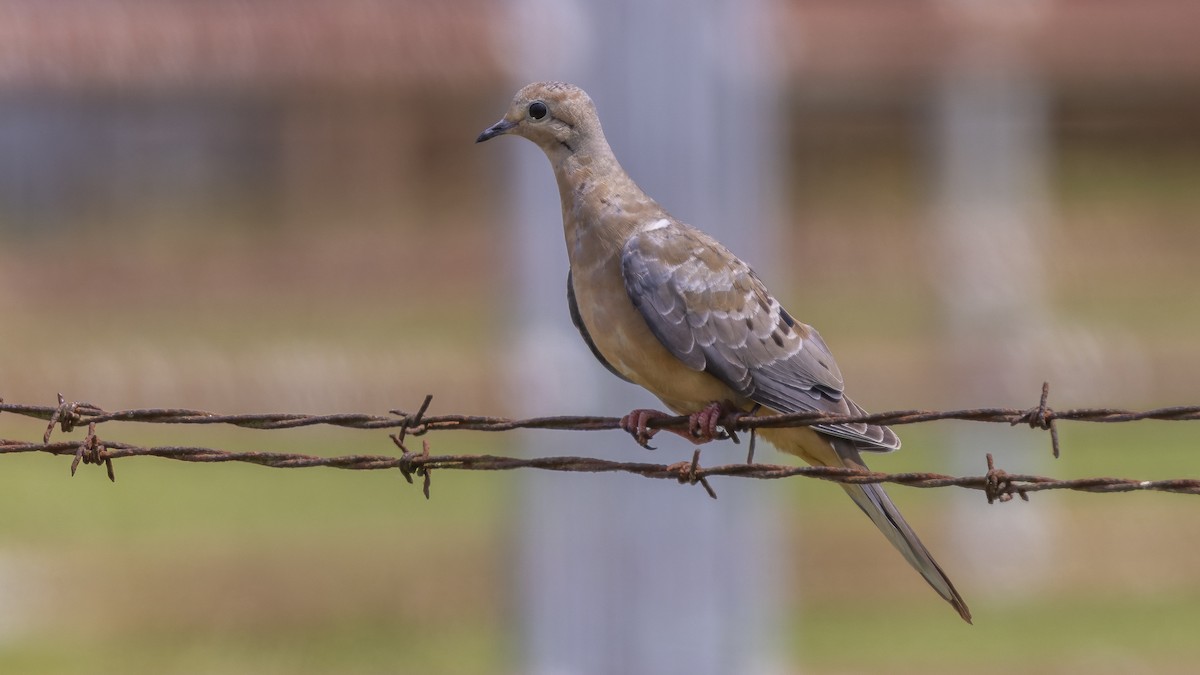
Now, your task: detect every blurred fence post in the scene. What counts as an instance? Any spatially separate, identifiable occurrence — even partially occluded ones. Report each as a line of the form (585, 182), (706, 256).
(504, 0), (783, 673)
(931, 2), (1055, 591)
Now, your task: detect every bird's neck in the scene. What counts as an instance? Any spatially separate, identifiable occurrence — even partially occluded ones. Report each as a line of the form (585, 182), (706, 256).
(551, 142), (658, 265)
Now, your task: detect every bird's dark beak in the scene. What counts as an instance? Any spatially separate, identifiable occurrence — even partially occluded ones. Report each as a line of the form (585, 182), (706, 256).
(476, 118), (517, 143)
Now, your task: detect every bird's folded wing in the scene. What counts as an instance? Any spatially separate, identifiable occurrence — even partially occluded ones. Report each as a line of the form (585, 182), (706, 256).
(621, 225), (899, 451)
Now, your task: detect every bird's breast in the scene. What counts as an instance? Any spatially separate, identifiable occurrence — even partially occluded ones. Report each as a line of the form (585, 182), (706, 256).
(569, 252), (740, 413)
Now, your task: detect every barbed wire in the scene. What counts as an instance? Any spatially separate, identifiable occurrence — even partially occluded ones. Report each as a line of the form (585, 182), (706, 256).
(1, 383), (1199, 501)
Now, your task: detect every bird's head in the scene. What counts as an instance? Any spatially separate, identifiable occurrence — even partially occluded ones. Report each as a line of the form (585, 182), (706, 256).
(476, 81), (601, 155)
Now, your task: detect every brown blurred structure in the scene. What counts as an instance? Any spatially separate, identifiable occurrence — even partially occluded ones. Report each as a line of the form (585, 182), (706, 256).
(0, 1), (505, 89)
(784, 0), (1200, 86)
(0, 0), (1197, 237)
(1, 0), (1198, 89)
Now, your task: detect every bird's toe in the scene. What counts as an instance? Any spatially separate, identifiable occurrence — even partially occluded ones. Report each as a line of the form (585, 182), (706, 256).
(688, 401), (735, 443)
(620, 408), (668, 450)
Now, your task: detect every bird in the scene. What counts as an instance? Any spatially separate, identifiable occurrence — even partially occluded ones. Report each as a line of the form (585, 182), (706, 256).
(477, 81), (971, 624)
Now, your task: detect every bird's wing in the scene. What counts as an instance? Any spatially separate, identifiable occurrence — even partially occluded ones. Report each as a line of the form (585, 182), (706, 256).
(621, 225), (899, 450)
(568, 269), (633, 383)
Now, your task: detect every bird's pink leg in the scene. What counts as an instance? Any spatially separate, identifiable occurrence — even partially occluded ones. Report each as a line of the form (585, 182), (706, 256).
(620, 401), (738, 449)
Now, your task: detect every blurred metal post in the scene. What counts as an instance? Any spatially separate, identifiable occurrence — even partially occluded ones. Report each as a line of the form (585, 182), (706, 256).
(504, 1), (783, 673)
(932, 3), (1055, 591)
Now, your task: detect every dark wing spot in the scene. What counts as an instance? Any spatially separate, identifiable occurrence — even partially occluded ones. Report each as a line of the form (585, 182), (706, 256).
(744, 317), (754, 329)
(779, 308), (796, 327)
(771, 332), (785, 347)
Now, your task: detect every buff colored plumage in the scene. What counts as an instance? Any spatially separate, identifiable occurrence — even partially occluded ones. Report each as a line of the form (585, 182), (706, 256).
(477, 81), (971, 623)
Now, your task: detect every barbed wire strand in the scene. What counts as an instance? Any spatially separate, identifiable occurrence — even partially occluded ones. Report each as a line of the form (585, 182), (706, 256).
(2, 383), (1199, 501)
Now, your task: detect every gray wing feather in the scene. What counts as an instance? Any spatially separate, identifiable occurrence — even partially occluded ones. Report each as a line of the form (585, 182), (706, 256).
(622, 227), (899, 451)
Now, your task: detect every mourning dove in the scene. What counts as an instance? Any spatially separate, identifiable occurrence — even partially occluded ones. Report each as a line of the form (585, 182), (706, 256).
(477, 81), (971, 623)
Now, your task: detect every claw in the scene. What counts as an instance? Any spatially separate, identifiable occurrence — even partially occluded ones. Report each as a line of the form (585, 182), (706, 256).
(620, 408), (669, 449)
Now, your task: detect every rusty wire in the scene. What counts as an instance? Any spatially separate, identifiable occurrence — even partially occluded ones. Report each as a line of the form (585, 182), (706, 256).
(1, 384), (1199, 501)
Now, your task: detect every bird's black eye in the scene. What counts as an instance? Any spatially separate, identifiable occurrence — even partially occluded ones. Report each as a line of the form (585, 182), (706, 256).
(528, 101), (548, 120)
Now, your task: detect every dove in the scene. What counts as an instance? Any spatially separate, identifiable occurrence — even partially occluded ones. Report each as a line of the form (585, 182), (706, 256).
(478, 81), (970, 623)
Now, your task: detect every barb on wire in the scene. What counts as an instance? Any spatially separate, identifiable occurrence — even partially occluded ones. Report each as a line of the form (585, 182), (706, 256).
(2, 383), (1199, 501)
(1, 434), (1198, 501)
(4, 384), (1200, 458)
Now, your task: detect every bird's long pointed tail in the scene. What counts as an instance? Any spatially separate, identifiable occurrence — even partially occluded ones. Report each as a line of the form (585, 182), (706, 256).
(764, 427), (972, 623)
(838, 465), (972, 624)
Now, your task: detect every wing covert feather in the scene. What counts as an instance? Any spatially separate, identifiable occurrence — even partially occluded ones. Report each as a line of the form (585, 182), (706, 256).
(621, 225), (899, 450)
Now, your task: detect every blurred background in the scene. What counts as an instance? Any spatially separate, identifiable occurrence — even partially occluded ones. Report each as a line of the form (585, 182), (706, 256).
(1, 0), (1199, 673)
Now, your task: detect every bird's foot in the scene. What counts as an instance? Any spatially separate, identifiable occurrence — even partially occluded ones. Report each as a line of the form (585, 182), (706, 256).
(620, 408), (673, 449)
(621, 401), (741, 449)
(688, 400), (738, 443)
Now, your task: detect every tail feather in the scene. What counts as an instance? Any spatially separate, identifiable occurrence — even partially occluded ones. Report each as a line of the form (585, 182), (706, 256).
(840, 478), (972, 624)
(763, 426), (971, 623)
